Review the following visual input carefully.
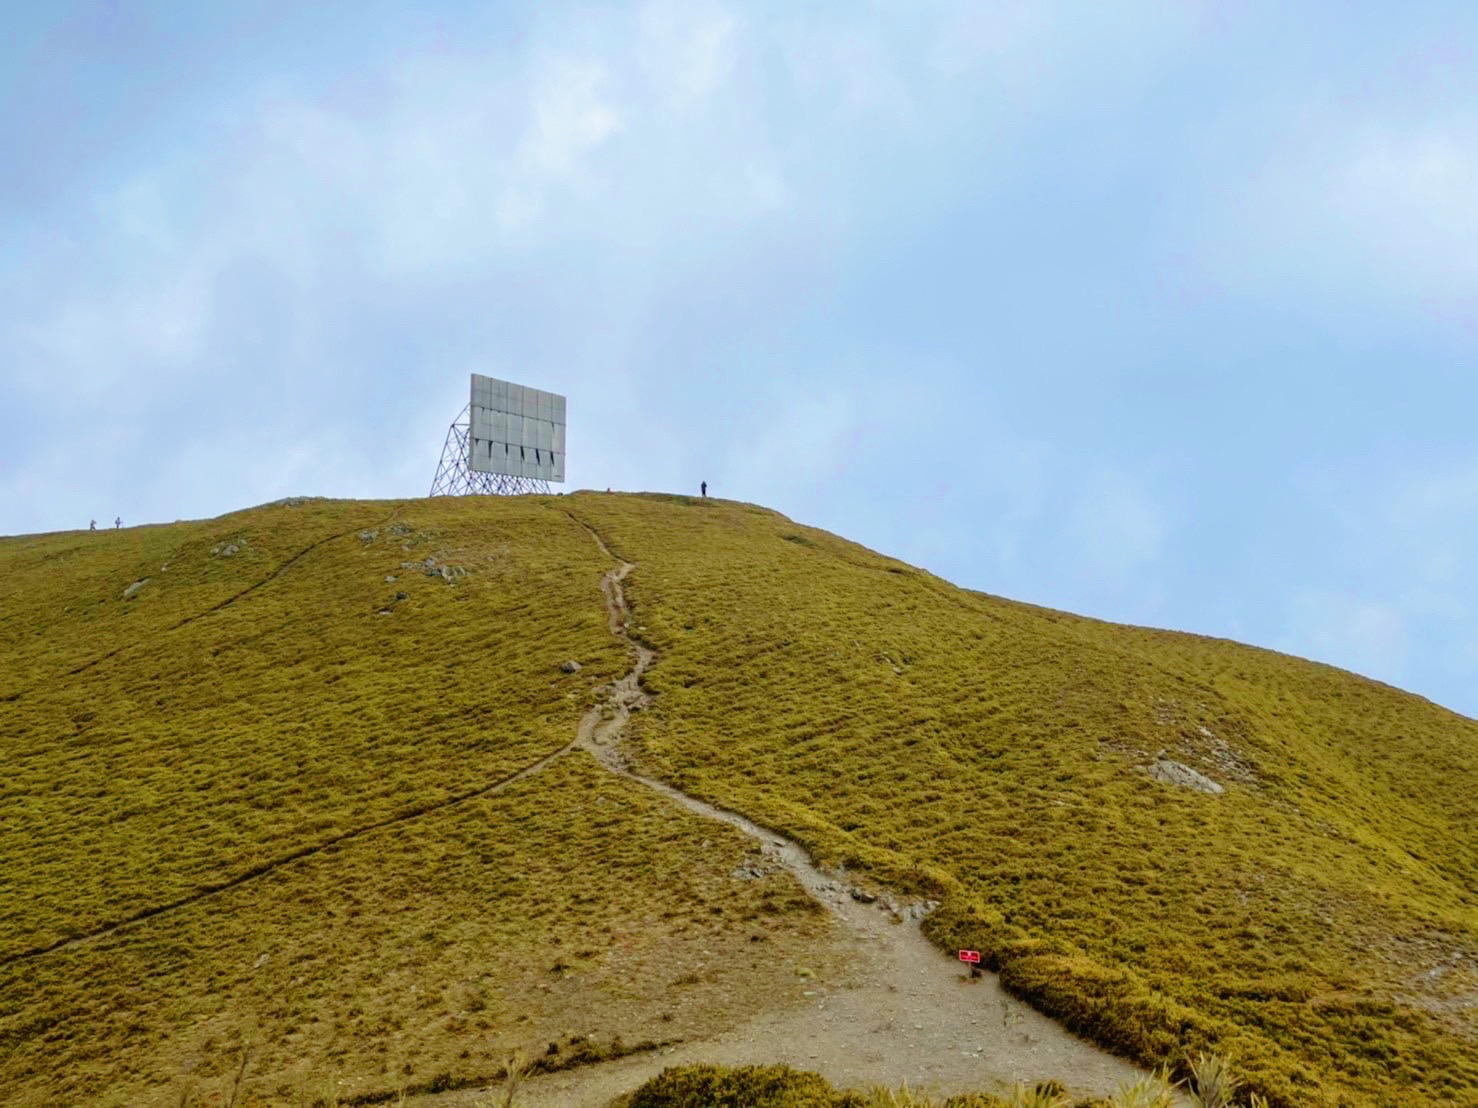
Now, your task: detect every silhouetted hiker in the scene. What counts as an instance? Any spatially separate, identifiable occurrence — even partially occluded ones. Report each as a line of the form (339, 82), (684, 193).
(701, 481), (708, 497)
(89, 519), (96, 531)
(114, 516), (121, 529)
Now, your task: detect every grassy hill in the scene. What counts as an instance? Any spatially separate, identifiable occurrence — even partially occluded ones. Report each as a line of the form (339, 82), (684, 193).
(1, 493), (1473, 1105)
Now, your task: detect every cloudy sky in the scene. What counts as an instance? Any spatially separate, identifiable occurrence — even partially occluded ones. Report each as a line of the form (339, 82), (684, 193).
(3, 2), (1476, 717)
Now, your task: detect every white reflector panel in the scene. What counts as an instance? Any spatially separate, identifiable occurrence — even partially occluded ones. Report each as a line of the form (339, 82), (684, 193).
(467, 374), (567, 482)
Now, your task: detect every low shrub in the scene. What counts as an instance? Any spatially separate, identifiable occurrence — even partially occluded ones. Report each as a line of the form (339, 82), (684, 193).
(621, 1063), (853, 1107)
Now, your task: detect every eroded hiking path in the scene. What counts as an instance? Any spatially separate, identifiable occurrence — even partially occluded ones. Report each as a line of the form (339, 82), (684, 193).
(464, 522), (1152, 1106)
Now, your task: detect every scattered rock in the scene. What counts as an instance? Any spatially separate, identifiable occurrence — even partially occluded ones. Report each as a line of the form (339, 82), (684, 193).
(387, 523), (412, 536)
(893, 899), (941, 923)
(209, 541), (242, 558)
(561, 660), (583, 674)
(253, 952), (269, 969)
(413, 558), (464, 585)
(395, 592), (408, 601)
(850, 889), (878, 904)
(1147, 759), (1225, 795)
(731, 860), (778, 880)
(385, 575), (397, 583)
(358, 530), (379, 543)
(1181, 730), (1260, 785)
(122, 579), (148, 600)
(377, 609), (393, 617)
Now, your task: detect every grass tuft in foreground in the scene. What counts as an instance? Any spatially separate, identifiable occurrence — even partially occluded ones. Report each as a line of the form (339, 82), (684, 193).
(617, 1055), (1273, 1107)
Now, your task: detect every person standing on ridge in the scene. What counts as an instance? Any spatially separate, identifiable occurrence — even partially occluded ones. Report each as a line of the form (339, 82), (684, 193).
(114, 516), (121, 529)
(701, 481), (708, 498)
(89, 519), (96, 531)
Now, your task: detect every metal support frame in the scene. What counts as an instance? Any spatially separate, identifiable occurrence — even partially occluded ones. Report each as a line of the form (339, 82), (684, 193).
(429, 404), (553, 497)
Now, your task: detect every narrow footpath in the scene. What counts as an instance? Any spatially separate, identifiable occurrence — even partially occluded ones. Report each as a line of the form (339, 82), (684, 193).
(428, 525), (1152, 1105)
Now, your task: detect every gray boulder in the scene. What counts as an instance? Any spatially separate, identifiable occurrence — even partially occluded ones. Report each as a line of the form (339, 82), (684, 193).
(1147, 759), (1225, 795)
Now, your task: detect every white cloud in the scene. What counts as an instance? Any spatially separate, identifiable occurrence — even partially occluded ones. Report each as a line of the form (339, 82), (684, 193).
(1268, 456), (1478, 709)
(638, 0), (739, 109)
(496, 58), (623, 229)
(511, 59), (623, 179)
(14, 252), (213, 395)
(1385, 458), (1478, 593)
(743, 161), (790, 210)
(1072, 470), (1169, 578)
(92, 176), (176, 254)
(1280, 592), (1410, 682)
(779, 16), (913, 119)
(1209, 115), (1478, 321)
(8, 0), (1200, 437)
(720, 388), (872, 504)
(1312, 455), (1478, 609)
(7, 40), (632, 405)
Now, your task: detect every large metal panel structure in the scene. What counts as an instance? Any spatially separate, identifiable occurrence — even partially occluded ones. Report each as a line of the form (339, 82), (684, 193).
(467, 374), (566, 483)
(429, 374), (567, 496)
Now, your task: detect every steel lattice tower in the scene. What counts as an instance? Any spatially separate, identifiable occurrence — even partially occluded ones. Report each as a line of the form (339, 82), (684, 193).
(429, 404), (553, 496)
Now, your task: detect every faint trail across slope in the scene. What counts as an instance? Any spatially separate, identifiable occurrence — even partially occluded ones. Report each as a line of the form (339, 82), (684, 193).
(0, 733), (583, 966)
(3, 512), (655, 966)
(2, 505), (406, 703)
(2, 507), (597, 966)
(466, 516), (1152, 1106)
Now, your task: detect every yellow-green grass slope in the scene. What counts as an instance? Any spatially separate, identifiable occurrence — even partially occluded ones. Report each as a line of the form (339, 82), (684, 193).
(3, 492), (1474, 1105)
(571, 492), (1477, 1107)
(0, 497), (832, 1105)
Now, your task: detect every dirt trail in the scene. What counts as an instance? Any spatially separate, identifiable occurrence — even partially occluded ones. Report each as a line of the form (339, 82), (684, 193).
(447, 525), (1153, 1105)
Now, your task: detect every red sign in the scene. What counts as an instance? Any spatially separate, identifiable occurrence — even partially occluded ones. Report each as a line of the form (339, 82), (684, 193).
(958, 949), (981, 964)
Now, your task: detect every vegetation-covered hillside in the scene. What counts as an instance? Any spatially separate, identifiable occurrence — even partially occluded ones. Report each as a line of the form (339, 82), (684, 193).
(1, 493), (1473, 1105)
(573, 493), (1476, 1105)
(0, 497), (832, 1106)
